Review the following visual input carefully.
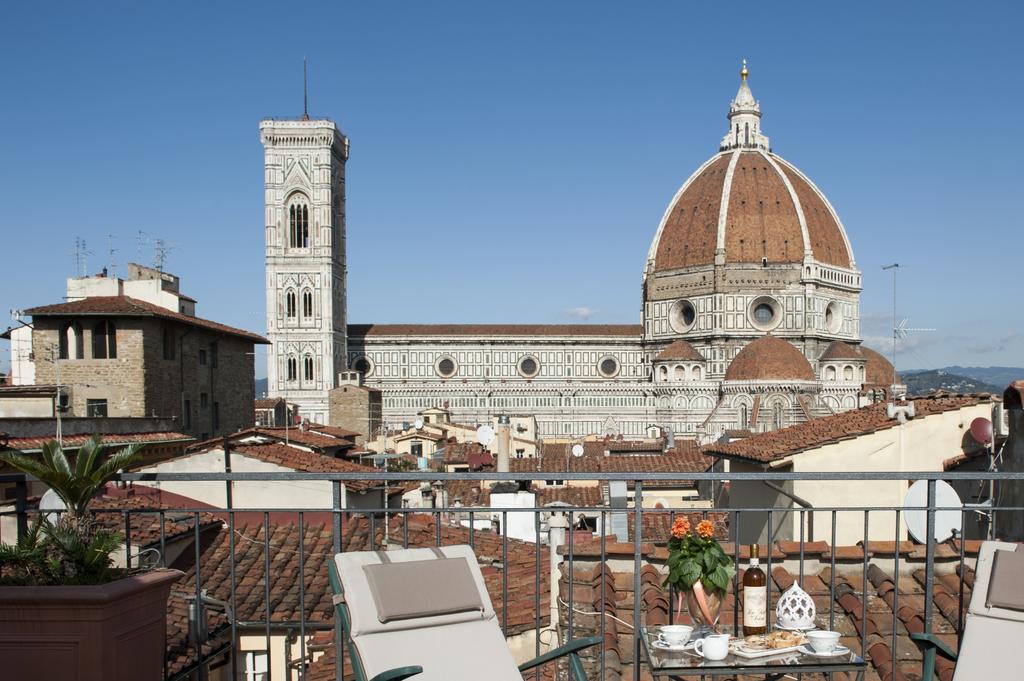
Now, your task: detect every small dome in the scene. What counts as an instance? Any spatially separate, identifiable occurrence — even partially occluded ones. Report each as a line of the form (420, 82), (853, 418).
(861, 346), (899, 386)
(819, 341), (864, 361)
(654, 340), (705, 362)
(725, 335), (815, 381)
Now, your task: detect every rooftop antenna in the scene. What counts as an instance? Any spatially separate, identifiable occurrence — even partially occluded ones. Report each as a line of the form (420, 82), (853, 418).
(105, 234), (118, 278)
(302, 57), (309, 121)
(153, 238), (172, 272)
(73, 237), (92, 277)
(136, 230), (148, 263)
(881, 264), (900, 395)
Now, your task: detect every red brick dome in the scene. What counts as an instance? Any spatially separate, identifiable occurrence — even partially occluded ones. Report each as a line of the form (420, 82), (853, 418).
(819, 341), (864, 361)
(654, 340), (705, 362)
(861, 346), (899, 386)
(725, 335), (815, 382)
(648, 150), (854, 273)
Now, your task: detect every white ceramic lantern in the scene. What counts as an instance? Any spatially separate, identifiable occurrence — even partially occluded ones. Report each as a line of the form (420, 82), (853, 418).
(775, 582), (816, 630)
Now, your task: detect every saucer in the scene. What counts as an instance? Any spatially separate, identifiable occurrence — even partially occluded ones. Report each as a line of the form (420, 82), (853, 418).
(799, 644), (849, 658)
(653, 639), (693, 652)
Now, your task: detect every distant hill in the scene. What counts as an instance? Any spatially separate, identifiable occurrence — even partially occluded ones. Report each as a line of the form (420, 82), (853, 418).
(901, 369), (1004, 396)
(940, 366), (1023, 390)
(256, 377), (267, 397)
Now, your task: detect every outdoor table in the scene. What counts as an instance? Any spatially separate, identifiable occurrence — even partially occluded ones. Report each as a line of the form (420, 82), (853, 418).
(640, 626), (868, 680)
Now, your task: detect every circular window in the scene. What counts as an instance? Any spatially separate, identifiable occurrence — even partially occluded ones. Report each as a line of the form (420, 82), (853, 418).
(598, 356), (620, 378)
(352, 356), (374, 376)
(748, 296), (781, 331)
(435, 356), (457, 378)
(824, 301), (842, 334)
(517, 355), (540, 378)
(668, 299), (697, 333)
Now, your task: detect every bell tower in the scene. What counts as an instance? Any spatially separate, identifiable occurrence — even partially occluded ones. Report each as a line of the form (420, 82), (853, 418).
(260, 116), (349, 424)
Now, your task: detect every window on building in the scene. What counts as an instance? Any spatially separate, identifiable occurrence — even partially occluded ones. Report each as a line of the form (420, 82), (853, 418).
(162, 324), (175, 360)
(772, 404), (784, 430)
(302, 289), (313, 318)
(86, 398), (108, 418)
(212, 402), (220, 431)
(198, 348), (207, 365)
(411, 442), (423, 458)
(739, 404), (748, 429)
(303, 355), (314, 381)
(285, 290), (297, 318)
(91, 320), (116, 359)
(244, 651), (269, 681)
(59, 322), (83, 360)
(200, 392), (208, 408)
(287, 356), (298, 382)
(289, 201), (310, 249)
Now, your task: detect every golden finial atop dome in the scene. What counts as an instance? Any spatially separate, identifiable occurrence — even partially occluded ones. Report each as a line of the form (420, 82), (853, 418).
(740, 59), (749, 81)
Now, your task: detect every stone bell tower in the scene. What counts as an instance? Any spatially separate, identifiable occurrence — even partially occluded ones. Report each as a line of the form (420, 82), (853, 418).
(261, 114), (349, 425)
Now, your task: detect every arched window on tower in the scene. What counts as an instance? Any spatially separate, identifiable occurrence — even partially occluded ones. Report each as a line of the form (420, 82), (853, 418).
(59, 322), (83, 360)
(302, 289), (313, 318)
(825, 366), (837, 381)
(285, 290), (297, 319)
(658, 365), (668, 382)
(692, 365), (702, 380)
(772, 403), (784, 431)
(304, 354), (314, 381)
(92, 321), (116, 359)
(739, 404), (749, 429)
(288, 199), (310, 249)
(844, 365), (854, 381)
(286, 356), (298, 382)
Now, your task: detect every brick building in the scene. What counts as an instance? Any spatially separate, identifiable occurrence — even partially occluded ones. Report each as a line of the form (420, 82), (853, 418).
(21, 265), (268, 439)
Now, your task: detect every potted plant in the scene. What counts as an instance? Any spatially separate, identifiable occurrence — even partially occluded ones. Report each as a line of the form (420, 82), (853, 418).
(0, 436), (180, 681)
(663, 516), (734, 636)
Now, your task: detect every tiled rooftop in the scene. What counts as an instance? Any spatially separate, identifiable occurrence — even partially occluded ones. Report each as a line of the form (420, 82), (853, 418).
(1, 431), (194, 453)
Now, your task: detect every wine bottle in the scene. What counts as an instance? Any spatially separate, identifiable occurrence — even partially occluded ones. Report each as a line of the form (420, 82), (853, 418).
(742, 544), (768, 636)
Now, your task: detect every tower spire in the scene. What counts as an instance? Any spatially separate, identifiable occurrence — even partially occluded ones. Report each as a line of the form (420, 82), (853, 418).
(719, 60), (770, 152)
(302, 57), (309, 121)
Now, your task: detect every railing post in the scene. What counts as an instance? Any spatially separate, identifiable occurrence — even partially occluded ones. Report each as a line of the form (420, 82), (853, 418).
(633, 479), (643, 681)
(332, 481), (343, 681)
(14, 476), (27, 542)
(922, 479), (938, 679)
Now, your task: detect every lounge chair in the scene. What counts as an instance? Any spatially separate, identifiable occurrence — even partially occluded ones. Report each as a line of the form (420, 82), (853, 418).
(328, 544), (601, 681)
(912, 540), (1024, 680)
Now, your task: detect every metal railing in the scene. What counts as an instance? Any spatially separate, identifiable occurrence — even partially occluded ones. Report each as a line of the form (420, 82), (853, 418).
(4, 468), (1023, 681)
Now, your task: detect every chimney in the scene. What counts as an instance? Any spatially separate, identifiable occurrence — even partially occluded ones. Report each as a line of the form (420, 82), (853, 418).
(999, 382), (1024, 540)
(495, 414), (511, 473)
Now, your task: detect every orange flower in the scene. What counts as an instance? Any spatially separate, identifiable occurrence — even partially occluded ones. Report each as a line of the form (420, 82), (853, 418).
(695, 519), (715, 539)
(670, 517), (691, 539)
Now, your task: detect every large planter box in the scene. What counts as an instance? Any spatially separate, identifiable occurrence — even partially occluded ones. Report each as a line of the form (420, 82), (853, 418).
(0, 569), (180, 681)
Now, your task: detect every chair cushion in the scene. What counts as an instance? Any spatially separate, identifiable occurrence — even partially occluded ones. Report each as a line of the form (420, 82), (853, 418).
(335, 545), (495, 637)
(364, 557), (484, 622)
(986, 547), (1024, 611)
(969, 540), (1024, 621)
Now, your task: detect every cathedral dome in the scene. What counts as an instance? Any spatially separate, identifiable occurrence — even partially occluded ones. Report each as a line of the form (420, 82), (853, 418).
(861, 346), (899, 386)
(654, 339), (705, 362)
(819, 341), (864, 361)
(646, 66), (855, 275)
(725, 335), (815, 382)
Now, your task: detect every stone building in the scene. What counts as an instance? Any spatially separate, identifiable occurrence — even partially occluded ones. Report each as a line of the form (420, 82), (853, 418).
(22, 264), (268, 439)
(263, 64), (896, 440)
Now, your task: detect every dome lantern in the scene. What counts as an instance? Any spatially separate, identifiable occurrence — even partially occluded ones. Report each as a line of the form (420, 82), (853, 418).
(720, 60), (770, 152)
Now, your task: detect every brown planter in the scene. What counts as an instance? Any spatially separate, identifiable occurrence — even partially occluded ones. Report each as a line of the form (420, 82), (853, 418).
(0, 569), (180, 681)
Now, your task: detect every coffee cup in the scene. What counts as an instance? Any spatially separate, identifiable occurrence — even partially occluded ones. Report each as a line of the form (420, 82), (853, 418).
(693, 633), (730, 661)
(806, 630), (841, 654)
(656, 624), (692, 647)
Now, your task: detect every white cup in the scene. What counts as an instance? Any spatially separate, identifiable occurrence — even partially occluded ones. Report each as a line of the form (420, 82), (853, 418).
(693, 633), (730, 661)
(657, 625), (693, 647)
(806, 630), (841, 654)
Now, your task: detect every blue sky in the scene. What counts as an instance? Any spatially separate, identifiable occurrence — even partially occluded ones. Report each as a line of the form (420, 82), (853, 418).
(1, 1), (1021, 378)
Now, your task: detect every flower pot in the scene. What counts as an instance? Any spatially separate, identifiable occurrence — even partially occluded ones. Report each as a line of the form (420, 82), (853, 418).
(0, 569), (180, 681)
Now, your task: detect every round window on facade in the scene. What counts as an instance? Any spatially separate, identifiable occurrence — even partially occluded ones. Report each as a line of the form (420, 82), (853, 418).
(748, 296), (782, 331)
(825, 301), (842, 334)
(517, 355), (540, 378)
(668, 299), (697, 333)
(352, 356), (374, 376)
(435, 356), (457, 378)
(598, 355), (620, 378)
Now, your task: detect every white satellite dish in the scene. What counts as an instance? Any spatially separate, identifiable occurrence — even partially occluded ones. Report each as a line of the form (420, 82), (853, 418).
(571, 443), (585, 458)
(903, 480), (963, 544)
(40, 488), (67, 521)
(475, 425), (495, 447)
(414, 418), (424, 430)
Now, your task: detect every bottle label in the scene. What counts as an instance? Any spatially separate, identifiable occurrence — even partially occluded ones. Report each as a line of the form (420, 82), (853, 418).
(744, 586), (767, 626)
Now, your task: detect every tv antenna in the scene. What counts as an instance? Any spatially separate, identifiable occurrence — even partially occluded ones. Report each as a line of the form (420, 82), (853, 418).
(73, 237), (92, 277)
(153, 238), (173, 271)
(105, 234), (118, 277)
(302, 57), (309, 121)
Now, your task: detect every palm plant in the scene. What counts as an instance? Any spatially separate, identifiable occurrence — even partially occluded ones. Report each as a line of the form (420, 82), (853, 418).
(0, 436), (143, 585)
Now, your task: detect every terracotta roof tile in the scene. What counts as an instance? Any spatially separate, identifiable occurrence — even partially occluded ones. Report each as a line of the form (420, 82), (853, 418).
(3, 431), (193, 453)
(705, 393), (993, 463)
(653, 340), (705, 362)
(724, 334), (816, 382)
(25, 296), (269, 344)
(230, 443), (381, 491)
(819, 340), (866, 361)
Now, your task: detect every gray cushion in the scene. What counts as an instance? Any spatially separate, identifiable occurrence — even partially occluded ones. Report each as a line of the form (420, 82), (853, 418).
(986, 547), (1024, 611)
(363, 557), (484, 623)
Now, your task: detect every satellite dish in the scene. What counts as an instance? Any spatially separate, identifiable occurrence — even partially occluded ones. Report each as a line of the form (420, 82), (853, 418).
(903, 480), (962, 544)
(969, 417), (993, 445)
(414, 418), (424, 430)
(40, 488), (67, 521)
(571, 443), (585, 458)
(475, 425), (495, 447)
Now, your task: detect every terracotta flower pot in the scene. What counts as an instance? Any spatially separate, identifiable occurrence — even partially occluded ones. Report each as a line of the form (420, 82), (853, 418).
(0, 569), (180, 681)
